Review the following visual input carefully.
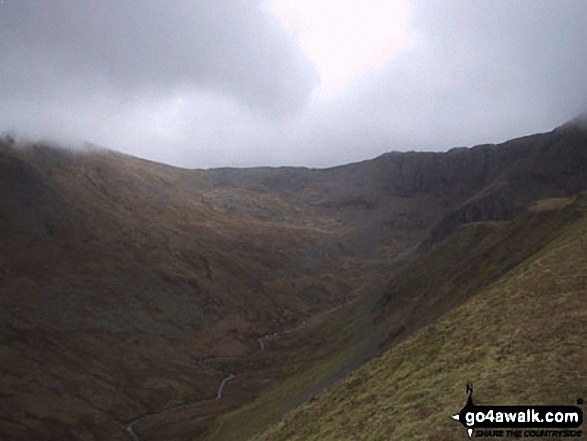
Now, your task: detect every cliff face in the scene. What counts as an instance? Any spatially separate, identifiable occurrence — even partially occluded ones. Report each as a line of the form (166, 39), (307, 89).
(329, 121), (587, 244)
(206, 120), (587, 249)
(428, 123), (587, 241)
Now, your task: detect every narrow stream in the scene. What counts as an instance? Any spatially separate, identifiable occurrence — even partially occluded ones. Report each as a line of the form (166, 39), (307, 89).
(215, 373), (236, 400)
(123, 320), (306, 440)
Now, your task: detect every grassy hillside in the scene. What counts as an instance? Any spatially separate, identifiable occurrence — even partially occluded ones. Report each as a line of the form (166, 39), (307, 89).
(251, 195), (587, 440)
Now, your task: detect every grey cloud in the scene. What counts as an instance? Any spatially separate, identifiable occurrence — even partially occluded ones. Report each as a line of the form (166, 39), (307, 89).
(270, 0), (587, 166)
(0, 0), (317, 115)
(343, 0), (587, 149)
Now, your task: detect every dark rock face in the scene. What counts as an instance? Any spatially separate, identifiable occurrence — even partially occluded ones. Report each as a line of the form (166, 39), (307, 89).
(429, 124), (587, 241)
(206, 120), (587, 249)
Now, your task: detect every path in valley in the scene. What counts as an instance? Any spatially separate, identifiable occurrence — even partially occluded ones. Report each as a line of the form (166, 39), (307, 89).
(123, 321), (306, 441)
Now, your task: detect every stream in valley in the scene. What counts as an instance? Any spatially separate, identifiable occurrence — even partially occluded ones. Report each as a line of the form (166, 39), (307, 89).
(123, 321), (306, 440)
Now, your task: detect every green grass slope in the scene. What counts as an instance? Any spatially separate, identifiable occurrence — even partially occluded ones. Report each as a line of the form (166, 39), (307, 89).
(252, 196), (587, 441)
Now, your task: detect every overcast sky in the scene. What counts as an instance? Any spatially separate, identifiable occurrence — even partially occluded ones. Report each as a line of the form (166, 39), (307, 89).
(1, 0), (586, 168)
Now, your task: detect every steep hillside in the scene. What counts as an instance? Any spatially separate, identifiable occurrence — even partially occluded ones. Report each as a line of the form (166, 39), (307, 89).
(251, 195), (587, 440)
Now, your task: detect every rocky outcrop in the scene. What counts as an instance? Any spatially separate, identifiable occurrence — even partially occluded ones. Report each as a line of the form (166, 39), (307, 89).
(430, 122), (587, 241)
(206, 118), (587, 249)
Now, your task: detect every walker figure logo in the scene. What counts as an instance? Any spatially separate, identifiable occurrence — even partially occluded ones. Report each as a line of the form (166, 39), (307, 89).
(450, 385), (583, 438)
